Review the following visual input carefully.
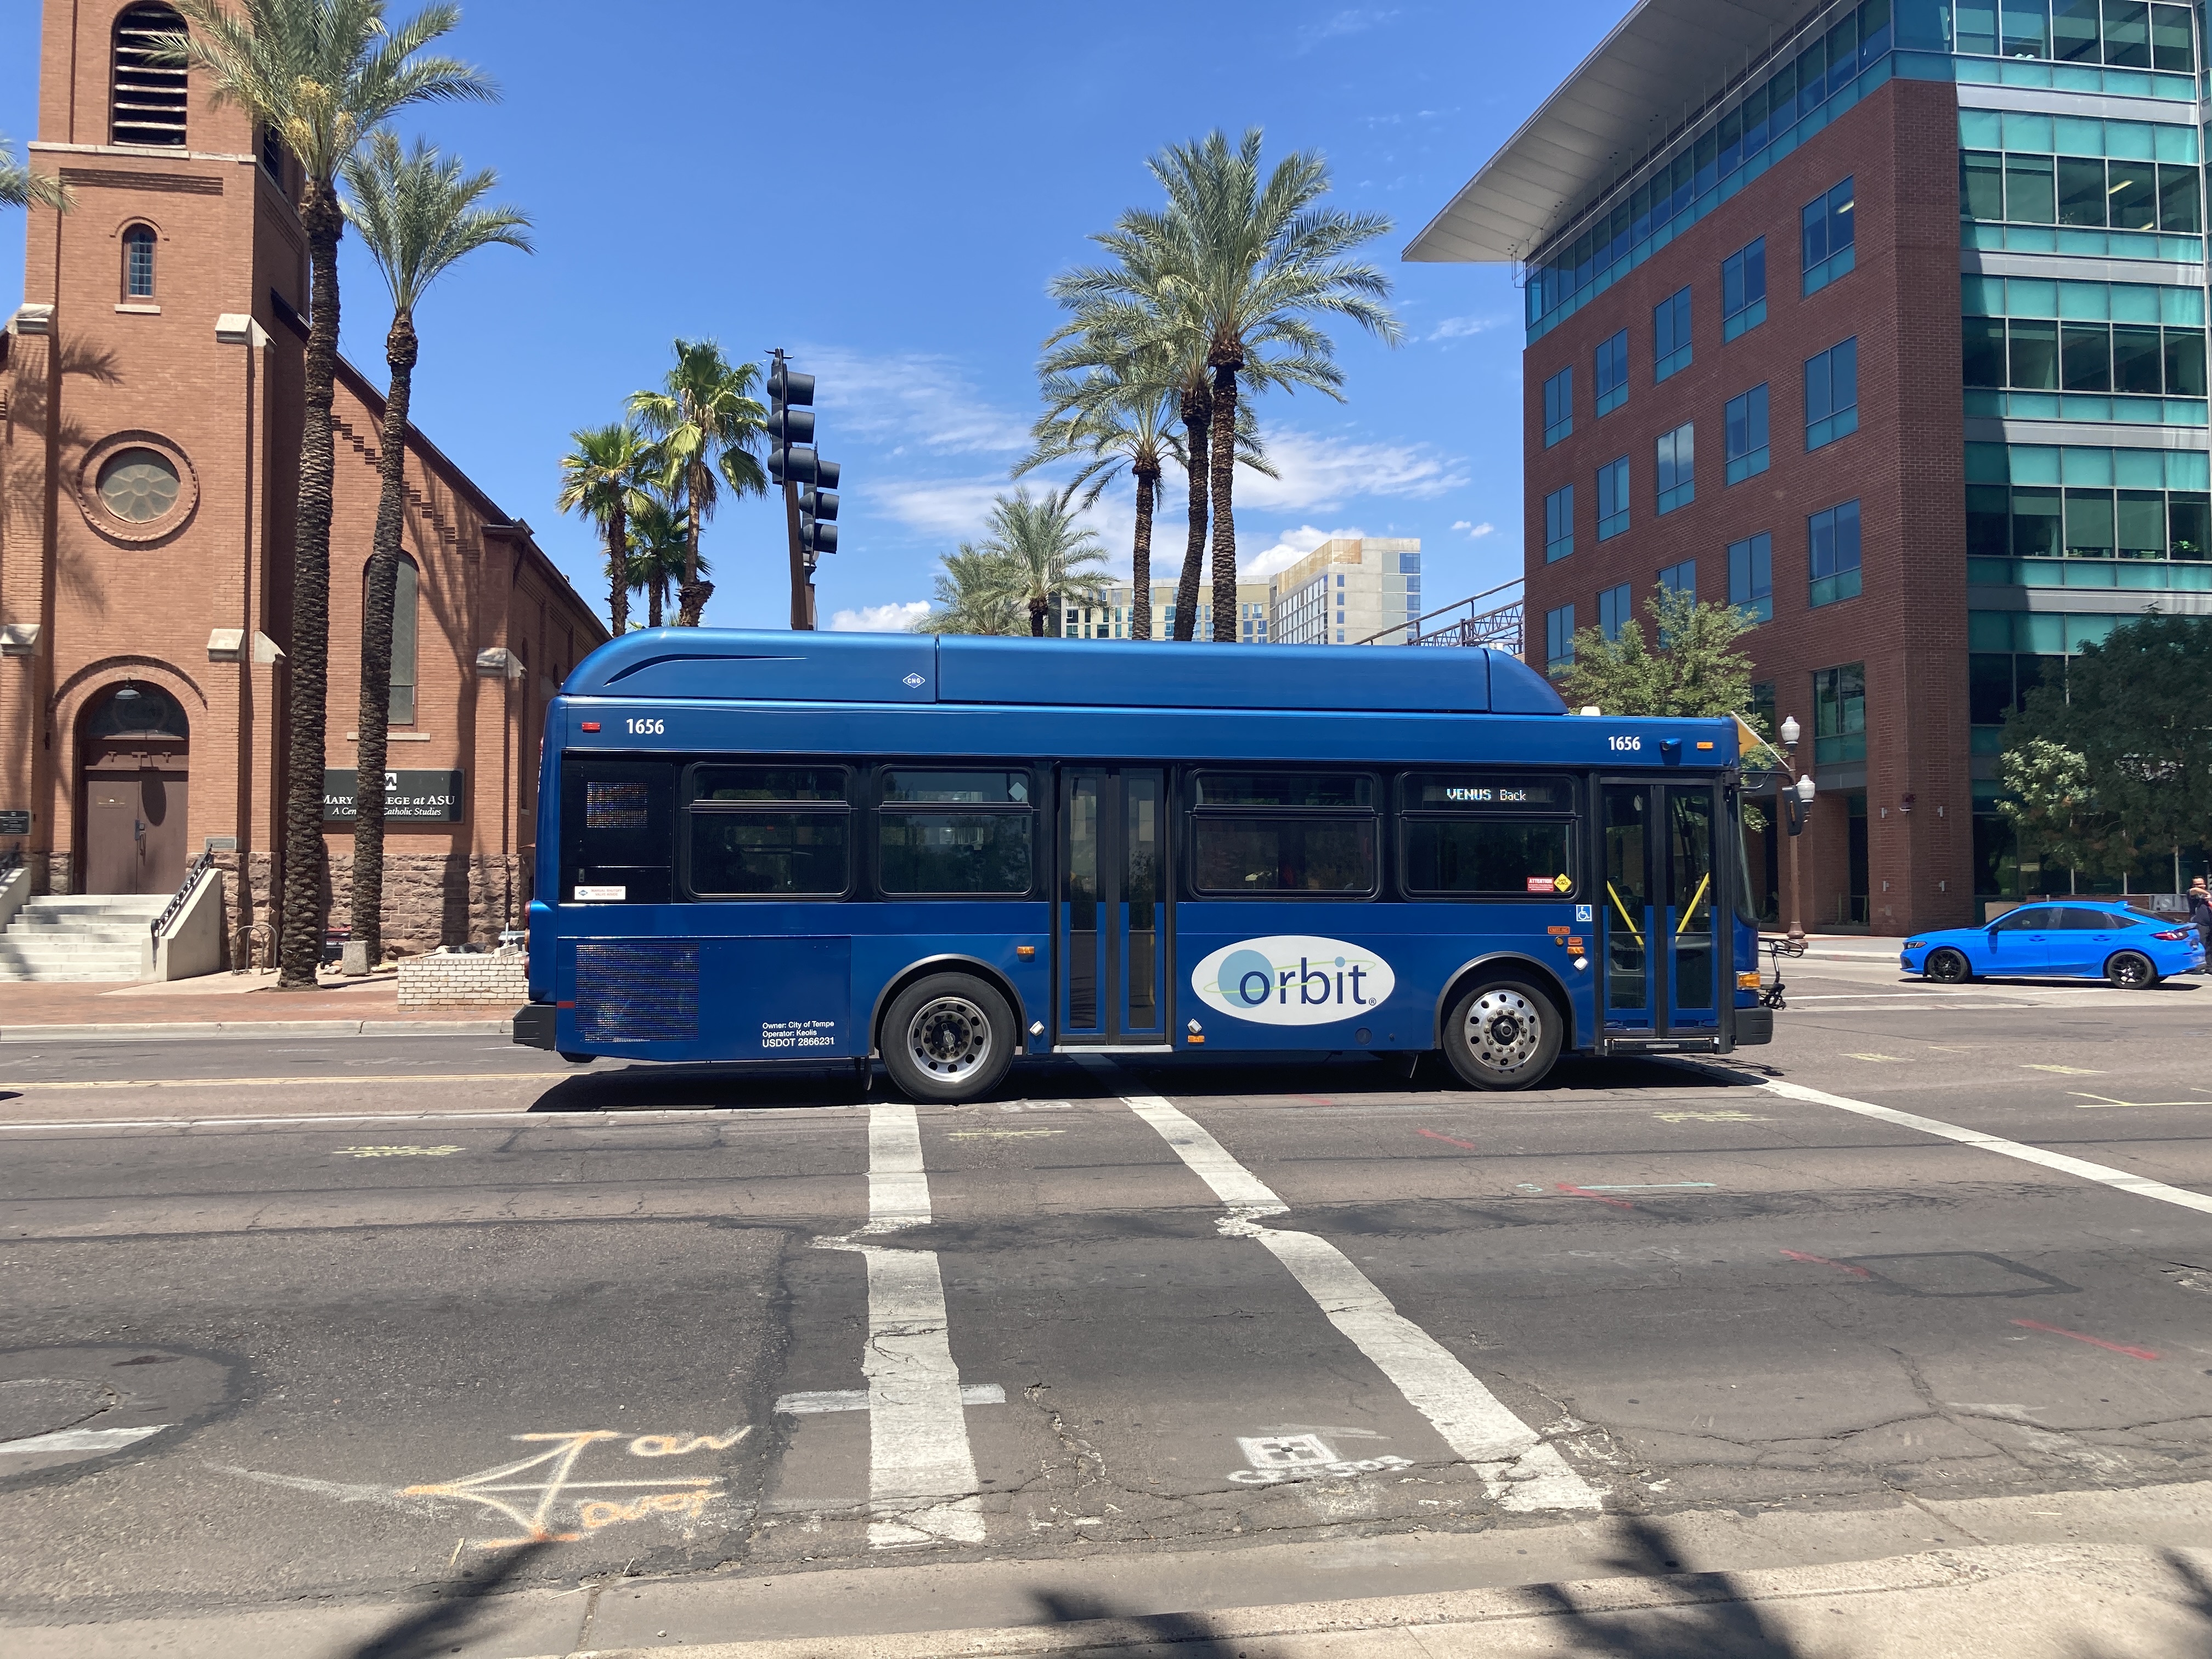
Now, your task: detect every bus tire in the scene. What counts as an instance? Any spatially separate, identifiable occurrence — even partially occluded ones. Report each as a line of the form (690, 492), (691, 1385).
(882, 973), (1016, 1103)
(1441, 979), (1562, 1091)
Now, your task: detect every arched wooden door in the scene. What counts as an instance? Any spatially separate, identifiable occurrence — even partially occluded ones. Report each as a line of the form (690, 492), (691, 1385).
(81, 682), (190, 895)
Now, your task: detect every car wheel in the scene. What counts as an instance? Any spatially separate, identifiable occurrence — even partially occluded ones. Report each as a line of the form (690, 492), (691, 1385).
(558, 1051), (594, 1065)
(2106, 950), (2159, 990)
(1925, 948), (1972, 985)
(881, 972), (1017, 1103)
(1442, 980), (1563, 1091)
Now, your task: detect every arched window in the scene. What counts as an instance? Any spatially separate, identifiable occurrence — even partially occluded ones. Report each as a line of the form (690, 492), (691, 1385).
(366, 557), (420, 725)
(88, 681), (187, 738)
(111, 5), (188, 148)
(122, 225), (156, 298)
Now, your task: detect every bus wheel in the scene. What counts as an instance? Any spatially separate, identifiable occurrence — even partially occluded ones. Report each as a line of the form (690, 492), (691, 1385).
(1442, 980), (1561, 1091)
(883, 973), (1015, 1103)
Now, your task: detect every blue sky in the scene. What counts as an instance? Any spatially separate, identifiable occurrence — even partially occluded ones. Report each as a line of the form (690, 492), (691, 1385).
(2, 1), (1624, 633)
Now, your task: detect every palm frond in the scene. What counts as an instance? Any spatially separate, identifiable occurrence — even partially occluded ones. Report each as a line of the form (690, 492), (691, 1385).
(0, 132), (71, 213)
(340, 129), (531, 314)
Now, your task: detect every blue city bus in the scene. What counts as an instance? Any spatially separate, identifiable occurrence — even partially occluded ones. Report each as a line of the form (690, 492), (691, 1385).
(515, 630), (1771, 1099)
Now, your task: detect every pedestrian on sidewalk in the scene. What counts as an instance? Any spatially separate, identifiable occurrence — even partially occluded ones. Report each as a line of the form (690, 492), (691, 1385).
(2189, 879), (2212, 968)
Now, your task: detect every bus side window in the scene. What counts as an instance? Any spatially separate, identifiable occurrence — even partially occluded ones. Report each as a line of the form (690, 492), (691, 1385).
(1188, 771), (1378, 896)
(1399, 771), (1578, 898)
(877, 768), (1034, 896)
(561, 758), (675, 904)
(687, 764), (851, 898)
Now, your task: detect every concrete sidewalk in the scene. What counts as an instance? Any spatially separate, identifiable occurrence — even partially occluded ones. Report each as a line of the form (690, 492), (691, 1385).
(0, 969), (519, 1039)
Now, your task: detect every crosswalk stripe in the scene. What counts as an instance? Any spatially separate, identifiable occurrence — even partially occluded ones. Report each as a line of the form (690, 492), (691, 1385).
(1100, 1069), (1601, 1513)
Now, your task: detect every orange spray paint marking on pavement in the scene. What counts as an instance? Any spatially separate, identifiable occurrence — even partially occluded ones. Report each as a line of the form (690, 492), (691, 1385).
(2011, 1319), (2160, 1361)
(1417, 1129), (1479, 1150)
(1555, 1183), (1635, 1210)
(1781, 1249), (1872, 1278)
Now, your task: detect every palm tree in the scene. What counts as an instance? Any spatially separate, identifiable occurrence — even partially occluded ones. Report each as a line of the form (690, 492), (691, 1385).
(157, 1), (492, 989)
(0, 132), (70, 212)
(628, 341), (769, 627)
(555, 422), (661, 636)
(972, 487), (1110, 638)
(910, 546), (1023, 637)
(625, 494), (697, 629)
(339, 129), (529, 971)
(1086, 130), (1401, 640)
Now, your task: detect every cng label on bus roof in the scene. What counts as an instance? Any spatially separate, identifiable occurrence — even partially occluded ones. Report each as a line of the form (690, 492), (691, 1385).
(1192, 936), (1397, 1026)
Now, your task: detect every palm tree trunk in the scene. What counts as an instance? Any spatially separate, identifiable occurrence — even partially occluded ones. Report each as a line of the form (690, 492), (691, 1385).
(1208, 356), (1243, 643)
(1131, 464), (1156, 640)
(278, 184), (344, 990)
(349, 309), (417, 970)
(676, 455), (713, 625)
(605, 502), (629, 636)
(1030, 595), (1048, 637)
(649, 577), (664, 629)
(1173, 389), (1210, 642)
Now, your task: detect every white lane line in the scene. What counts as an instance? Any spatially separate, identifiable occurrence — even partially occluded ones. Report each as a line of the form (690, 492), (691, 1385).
(0, 1073), (548, 1091)
(1758, 1076), (2212, 1217)
(814, 1102), (985, 1549)
(1107, 1075), (1599, 1513)
(0, 1423), (168, 1456)
(0, 1106), (870, 1133)
(777, 1384), (1004, 1415)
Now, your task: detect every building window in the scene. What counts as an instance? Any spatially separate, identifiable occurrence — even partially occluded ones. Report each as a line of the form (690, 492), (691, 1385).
(1960, 277), (2208, 415)
(1722, 238), (1767, 340)
(122, 225), (157, 299)
(1596, 456), (1630, 540)
(1654, 286), (1692, 381)
(1957, 120), (2203, 256)
(1805, 338), (1859, 449)
(1725, 384), (1770, 483)
(1813, 663), (1867, 764)
(1542, 365), (1573, 447)
(1545, 603), (1575, 672)
(111, 4), (189, 148)
(1655, 423), (1695, 514)
(1658, 559), (1695, 598)
(1728, 531), (1773, 623)
(1595, 329), (1629, 415)
(390, 557), (419, 725)
(1544, 484), (1574, 563)
(1962, 438), (2212, 567)
(1801, 177), (1855, 294)
(95, 447), (180, 522)
(1599, 582), (1634, 642)
(1809, 499), (1863, 607)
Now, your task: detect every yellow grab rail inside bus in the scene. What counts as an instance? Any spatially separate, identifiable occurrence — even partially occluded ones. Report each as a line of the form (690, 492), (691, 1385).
(1606, 882), (1643, 940)
(1677, 872), (1711, 935)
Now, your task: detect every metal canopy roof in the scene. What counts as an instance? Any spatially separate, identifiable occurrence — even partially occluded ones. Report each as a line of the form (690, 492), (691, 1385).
(1406, 0), (1821, 265)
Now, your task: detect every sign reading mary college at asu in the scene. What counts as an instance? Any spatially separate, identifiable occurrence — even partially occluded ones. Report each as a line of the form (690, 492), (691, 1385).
(1192, 935), (1397, 1026)
(323, 770), (465, 823)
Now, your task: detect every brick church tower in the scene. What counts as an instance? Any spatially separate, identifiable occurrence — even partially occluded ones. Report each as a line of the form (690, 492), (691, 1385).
(2, 3), (602, 964)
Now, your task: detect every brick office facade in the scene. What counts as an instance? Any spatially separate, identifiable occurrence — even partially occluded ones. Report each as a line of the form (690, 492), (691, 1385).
(1, 0), (605, 957)
(1518, 74), (1974, 936)
(1415, 0), (2212, 936)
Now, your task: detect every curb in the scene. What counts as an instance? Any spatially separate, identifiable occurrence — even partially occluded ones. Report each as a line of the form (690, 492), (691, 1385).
(0, 1017), (514, 1042)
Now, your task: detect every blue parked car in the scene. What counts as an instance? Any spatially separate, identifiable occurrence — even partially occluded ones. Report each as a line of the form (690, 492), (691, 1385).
(1900, 901), (2205, 989)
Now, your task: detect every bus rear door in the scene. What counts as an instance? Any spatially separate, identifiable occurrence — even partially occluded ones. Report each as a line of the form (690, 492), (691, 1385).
(1056, 766), (1170, 1046)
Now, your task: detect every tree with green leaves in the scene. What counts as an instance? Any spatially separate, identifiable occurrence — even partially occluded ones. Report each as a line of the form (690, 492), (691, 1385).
(0, 132), (70, 212)
(628, 341), (768, 627)
(963, 488), (1110, 637)
(1554, 588), (1762, 720)
(1058, 131), (1398, 641)
(158, 0), (492, 988)
(625, 494), (698, 630)
(339, 129), (528, 970)
(2000, 612), (2212, 886)
(910, 546), (1025, 637)
(556, 422), (661, 636)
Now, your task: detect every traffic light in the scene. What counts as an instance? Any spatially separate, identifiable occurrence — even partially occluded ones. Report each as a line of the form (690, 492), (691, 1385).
(769, 350), (843, 628)
(766, 363), (816, 486)
(802, 484), (838, 557)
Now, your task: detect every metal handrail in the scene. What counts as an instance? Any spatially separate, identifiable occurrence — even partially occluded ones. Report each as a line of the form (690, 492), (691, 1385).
(151, 849), (216, 939)
(1351, 577), (1525, 647)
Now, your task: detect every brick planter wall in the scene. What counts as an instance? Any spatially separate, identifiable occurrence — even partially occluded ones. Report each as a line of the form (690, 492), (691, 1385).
(397, 950), (528, 1008)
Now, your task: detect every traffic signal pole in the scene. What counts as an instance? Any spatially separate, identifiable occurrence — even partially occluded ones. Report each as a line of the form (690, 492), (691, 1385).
(781, 470), (810, 629)
(768, 349), (838, 632)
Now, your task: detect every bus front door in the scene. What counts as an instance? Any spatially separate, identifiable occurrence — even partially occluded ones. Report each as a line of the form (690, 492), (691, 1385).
(1600, 781), (1721, 1039)
(1057, 767), (1169, 1046)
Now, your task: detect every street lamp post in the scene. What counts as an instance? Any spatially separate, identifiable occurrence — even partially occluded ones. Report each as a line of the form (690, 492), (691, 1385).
(1778, 716), (1817, 944)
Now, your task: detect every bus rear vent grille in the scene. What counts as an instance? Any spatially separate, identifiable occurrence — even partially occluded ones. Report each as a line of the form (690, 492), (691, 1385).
(574, 941), (699, 1042)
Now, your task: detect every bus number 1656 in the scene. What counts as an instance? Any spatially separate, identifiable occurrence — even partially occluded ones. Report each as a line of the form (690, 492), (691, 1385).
(1607, 734), (1641, 751)
(626, 718), (665, 735)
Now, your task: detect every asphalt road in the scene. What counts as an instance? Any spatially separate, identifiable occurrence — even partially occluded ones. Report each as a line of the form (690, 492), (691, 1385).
(2, 954), (2210, 1655)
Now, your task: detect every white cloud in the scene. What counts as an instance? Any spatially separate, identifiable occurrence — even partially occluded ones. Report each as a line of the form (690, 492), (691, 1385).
(1240, 524), (1364, 580)
(1298, 7), (1398, 51)
(1427, 315), (1504, 342)
(1451, 520), (1496, 538)
(870, 474), (1141, 577)
(829, 600), (930, 634)
(1231, 427), (1468, 514)
(800, 347), (1031, 456)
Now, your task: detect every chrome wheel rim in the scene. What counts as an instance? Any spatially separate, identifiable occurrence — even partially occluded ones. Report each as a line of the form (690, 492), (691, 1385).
(907, 995), (992, 1082)
(1464, 989), (1543, 1074)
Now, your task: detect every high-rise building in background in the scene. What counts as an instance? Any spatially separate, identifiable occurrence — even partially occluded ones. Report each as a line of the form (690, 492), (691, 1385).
(1058, 538), (1423, 645)
(1412, 0), (2208, 935)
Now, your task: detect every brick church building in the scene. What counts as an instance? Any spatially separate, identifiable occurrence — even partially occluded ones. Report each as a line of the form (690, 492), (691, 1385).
(1, 1), (605, 958)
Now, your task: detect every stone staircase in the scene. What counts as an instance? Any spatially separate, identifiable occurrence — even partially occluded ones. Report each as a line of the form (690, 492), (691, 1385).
(0, 895), (164, 982)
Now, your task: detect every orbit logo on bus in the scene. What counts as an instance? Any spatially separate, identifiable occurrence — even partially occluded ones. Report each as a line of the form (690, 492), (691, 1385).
(1191, 935), (1397, 1026)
